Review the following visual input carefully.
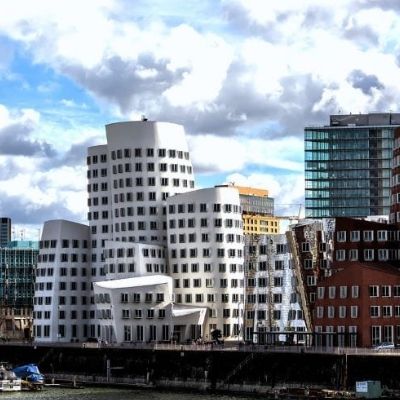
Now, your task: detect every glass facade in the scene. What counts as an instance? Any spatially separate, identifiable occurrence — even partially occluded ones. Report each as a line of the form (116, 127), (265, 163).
(0, 241), (38, 308)
(305, 124), (396, 218)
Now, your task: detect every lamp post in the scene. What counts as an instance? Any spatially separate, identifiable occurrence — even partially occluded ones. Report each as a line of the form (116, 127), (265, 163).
(237, 301), (243, 342)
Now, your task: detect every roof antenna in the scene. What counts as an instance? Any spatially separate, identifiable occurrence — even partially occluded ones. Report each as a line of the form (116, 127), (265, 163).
(141, 115), (148, 121)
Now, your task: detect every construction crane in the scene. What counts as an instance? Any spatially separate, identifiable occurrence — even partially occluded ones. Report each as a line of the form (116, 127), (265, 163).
(274, 204), (304, 221)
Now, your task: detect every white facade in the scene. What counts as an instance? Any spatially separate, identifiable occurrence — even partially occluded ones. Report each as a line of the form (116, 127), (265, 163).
(33, 220), (90, 342)
(33, 120), (305, 344)
(167, 187), (245, 340)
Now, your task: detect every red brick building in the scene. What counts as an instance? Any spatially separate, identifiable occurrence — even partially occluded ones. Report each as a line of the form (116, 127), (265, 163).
(290, 217), (400, 346)
(314, 262), (400, 347)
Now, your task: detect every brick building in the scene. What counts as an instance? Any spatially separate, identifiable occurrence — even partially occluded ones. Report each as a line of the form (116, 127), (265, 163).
(314, 262), (400, 347)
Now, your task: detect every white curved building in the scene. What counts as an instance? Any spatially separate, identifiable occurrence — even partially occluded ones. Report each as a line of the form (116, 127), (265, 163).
(167, 186), (245, 340)
(33, 119), (305, 345)
(33, 220), (90, 342)
(101, 121), (195, 245)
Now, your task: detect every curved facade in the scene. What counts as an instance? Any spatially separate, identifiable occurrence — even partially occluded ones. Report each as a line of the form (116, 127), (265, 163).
(102, 121), (195, 245)
(167, 186), (244, 340)
(33, 220), (90, 342)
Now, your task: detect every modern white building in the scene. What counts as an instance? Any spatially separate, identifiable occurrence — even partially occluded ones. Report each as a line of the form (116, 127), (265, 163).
(33, 119), (305, 344)
(167, 187), (244, 340)
(33, 220), (90, 342)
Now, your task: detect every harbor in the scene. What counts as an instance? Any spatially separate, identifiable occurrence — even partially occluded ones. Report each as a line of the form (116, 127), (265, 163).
(2, 342), (400, 398)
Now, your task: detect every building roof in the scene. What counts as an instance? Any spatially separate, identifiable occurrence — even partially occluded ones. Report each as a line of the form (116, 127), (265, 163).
(94, 275), (171, 289)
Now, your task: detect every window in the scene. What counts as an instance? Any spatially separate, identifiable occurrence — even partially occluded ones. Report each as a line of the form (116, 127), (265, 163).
(363, 230), (374, 242)
(351, 285), (359, 298)
(377, 230), (387, 241)
(364, 249), (374, 261)
(336, 250), (345, 261)
(327, 306), (335, 318)
(301, 242), (310, 252)
(370, 306), (380, 318)
(369, 285), (379, 297)
(350, 306), (358, 318)
(349, 249), (358, 261)
(339, 306), (346, 318)
(304, 259), (313, 269)
(328, 286), (336, 299)
(383, 306), (393, 317)
(339, 286), (347, 299)
(274, 277), (283, 286)
(337, 231), (346, 242)
(307, 275), (316, 286)
(378, 249), (389, 261)
(317, 287), (325, 299)
(381, 285), (391, 297)
(350, 231), (360, 242)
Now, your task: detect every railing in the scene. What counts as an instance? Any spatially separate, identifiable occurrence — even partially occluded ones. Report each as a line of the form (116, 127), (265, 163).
(6, 339), (400, 356)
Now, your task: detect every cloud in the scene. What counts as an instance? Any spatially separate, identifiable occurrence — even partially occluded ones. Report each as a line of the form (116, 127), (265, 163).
(188, 134), (303, 174)
(2, 0), (400, 234)
(348, 69), (384, 95)
(0, 105), (56, 157)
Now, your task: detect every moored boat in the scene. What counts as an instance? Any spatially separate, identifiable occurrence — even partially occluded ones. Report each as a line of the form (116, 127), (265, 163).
(0, 364), (21, 392)
(12, 363), (44, 390)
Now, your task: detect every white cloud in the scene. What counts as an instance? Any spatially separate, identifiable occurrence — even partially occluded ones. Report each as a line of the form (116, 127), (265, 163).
(1, 0), (400, 233)
(188, 134), (303, 173)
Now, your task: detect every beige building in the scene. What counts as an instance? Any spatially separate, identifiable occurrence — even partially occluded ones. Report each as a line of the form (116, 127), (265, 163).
(235, 186), (280, 234)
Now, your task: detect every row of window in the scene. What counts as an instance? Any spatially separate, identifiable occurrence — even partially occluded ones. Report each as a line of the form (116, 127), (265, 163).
(40, 239), (88, 249)
(121, 308), (166, 319)
(38, 253), (88, 263)
(335, 248), (393, 262)
(168, 217), (242, 229)
(36, 267), (102, 277)
(170, 247), (243, 259)
(174, 278), (244, 289)
(88, 162), (193, 177)
(247, 260), (289, 271)
(336, 229), (395, 242)
(35, 281), (87, 291)
(370, 305), (400, 318)
(170, 233), (243, 244)
(111, 177), (195, 190)
(109, 148), (190, 161)
(34, 310), (94, 320)
(317, 285), (359, 299)
(175, 293), (244, 304)
(245, 309), (303, 320)
(316, 305), (359, 319)
(34, 295), (89, 306)
(168, 203), (240, 215)
(171, 263), (244, 274)
(247, 243), (288, 255)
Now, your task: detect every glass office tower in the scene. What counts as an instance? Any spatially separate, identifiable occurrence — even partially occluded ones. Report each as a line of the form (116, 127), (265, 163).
(305, 113), (400, 218)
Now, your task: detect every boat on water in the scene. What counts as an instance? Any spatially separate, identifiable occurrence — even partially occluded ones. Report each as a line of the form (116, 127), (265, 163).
(0, 364), (22, 392)
(12, 363), (45, 390)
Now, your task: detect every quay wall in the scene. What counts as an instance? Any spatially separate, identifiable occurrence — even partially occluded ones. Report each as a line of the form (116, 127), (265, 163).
(3, 344), (400, 391)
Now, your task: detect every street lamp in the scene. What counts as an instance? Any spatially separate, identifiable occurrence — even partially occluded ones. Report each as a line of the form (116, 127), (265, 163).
(237, 301), (243, 342)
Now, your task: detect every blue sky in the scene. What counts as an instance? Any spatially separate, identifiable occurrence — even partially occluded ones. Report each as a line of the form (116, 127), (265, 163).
(0, 0), (400, 238)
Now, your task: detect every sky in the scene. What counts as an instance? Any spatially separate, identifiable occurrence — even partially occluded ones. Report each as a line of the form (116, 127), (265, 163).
(1, 0), (400, 239)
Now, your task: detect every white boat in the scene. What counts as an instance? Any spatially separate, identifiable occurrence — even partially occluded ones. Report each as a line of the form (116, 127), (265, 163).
(0, 365), (21, 392)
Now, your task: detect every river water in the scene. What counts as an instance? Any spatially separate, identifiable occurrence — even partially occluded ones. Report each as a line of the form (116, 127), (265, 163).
(0, 387), (258, 400)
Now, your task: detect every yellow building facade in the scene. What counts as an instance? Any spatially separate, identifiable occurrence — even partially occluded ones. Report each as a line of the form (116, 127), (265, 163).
(235, 186), (280, 234)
